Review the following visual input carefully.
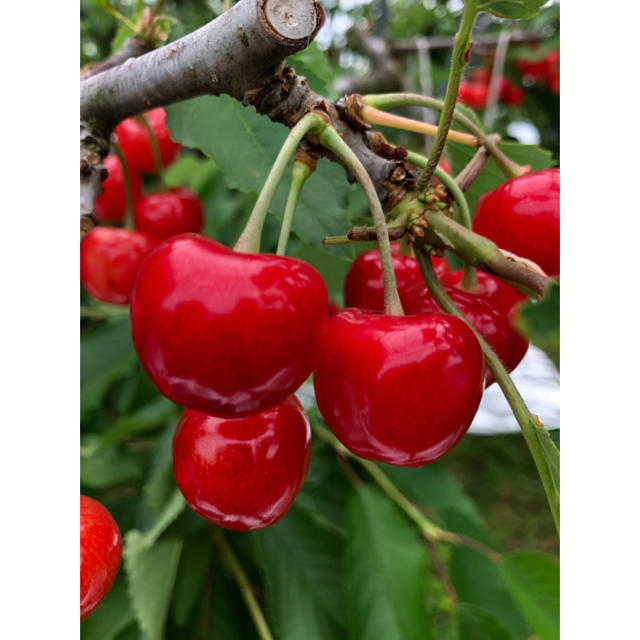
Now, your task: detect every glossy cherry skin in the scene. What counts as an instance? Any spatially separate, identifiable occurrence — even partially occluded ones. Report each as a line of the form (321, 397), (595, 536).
(134, 187), (204, 240)
(80, 495), (122, 621)
(173, 396), (311, 530)
(94, 154), (142, 222)
(80, 228), (158, 305)
(472, 168), (560, 277)
(402, 283), (528, 385)
(457, 81), (488, 110)
(130, 234), (329, 417)
(115, 107), (181, 174)
(343, 246), (449, 312)
(439, 270), (526, 317)
(313, 309), (484, 466)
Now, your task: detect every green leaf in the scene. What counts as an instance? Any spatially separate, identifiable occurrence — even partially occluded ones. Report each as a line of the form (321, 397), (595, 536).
(141, 489), (185, 548)
(534, 426), (560, 497)
(81, 317), (136, 415)
(477, 0), (546, 19)
(171, 533), (215, 627)
(288, 42), (337, 98)
(252, 503), (347, 640)
(81, 574), (134, 640)
(165, 96), (355, 257)
(514, 281), (559, 369)
(499, 551), (559, 640)
(445, 511), (529, 639)
(381, 461), (483, 527)
(95, 397), (179, 450)
(164, 153), (219, 193)
(123, 532), (182, 640)
(455, 602), (512, 640)
(345, 485), (433, 640)
(80, 436), (142, 489)
(447, 140), (554, 213)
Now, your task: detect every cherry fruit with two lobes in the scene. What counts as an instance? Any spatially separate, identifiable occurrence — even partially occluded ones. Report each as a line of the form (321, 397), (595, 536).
(314, 309), (485, 466)
(131, 234), (329, 417)
(172, 396), (311, 530)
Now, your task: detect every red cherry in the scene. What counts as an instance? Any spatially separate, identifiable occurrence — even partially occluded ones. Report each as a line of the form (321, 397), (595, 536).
(81, 228), (158, 305)
(115, 107), (181, 174)
(134, 187), (204, 240)
(544, 71), (560, 94)
(469, 67), (491, 84)
(438, 158), (452, 175)
(313, 309), (484, 466)
(80, 495), (122, 621)
(472, 168), (560, 277)
(514, 57), (547, 81)
(439, 270), (526, 317)
(402, 283), (528, 385)
(498, 78), (525, 108)
(130, 234), (329, 417)
(457, 81), (488, 110)
(172, 396), (311, 530)
(343, 246), (448, 312)
(94, 154), (142, 222)
(541, 50), (560, 75)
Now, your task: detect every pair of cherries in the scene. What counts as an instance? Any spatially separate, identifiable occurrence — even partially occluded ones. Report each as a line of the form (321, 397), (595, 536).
(458, 68), (525, 110)
(82, 108), (204, 305)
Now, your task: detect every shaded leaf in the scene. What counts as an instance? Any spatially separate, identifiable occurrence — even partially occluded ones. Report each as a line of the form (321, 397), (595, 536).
(455, 602), (513, 640)
(123, 532), (182, 640)
(81, 574), (134, 640)
(80, 436), (142, 489)
(514, 281), (559, 369)
(499, 551), (559, 640)
(252, 503), (347, 640)
(171, 533), (215, 628)
(345, 485), (433, 640)
(478, 0), (546, 19)
(288, 42), (337, 98)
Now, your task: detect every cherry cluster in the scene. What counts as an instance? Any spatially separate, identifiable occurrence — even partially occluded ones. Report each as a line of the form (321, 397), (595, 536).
(458, 67), (525, 111)
(80, 142), (560, 618)
(81, 108), (204, 305)
(514, 49), (560, 94)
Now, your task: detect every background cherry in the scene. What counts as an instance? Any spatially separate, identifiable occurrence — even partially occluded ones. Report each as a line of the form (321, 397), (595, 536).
(499, 78), (525, 108)
(134, 187), (204, 240)
(80, 495), (122, 621)
(172, 396), (311, 530)
(457, 81), (488, 110)
(402, 282), (528, 385)
(81, 228), (158, 305)
(130, 233), (329, 417)
(343, 245), (449, 312)
(313, 309), (485, 466)
(115, 107), (181, 174)
(94, 153), (142, 222)
(472, 168), (560, 277)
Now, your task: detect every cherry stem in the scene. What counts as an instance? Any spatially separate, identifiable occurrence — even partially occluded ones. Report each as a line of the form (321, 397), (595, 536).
(111, 141), (135, 228)
(318, 125), (404, 316)
(234, 113), (325, 254)
(360, 105), (479, 147)
(454, 144), (492, 192)
(362, 92), (527, 180)
(276, 154), (314, 256)
(415, 1), (479, 191)
(406, 149), (477, 290)
(414, 247), (560, 535)
(311, 421), (501, 562)
(213, 528), (274, 640)
(137, 113), (167, 191)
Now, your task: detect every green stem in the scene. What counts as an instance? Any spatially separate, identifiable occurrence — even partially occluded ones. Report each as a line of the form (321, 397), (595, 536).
(234, 113), (325, 253)
(138, 113), (167, 191)
(454, 143), (492, 192)
(276, 159), (313, 256)
(213, 528), (274, 640)
(111, 141), (135, 228)
(416, 1), (479, 191)
(414, 247), (559, 534)
(406, 149), (477, 290)
(318, 125), (404, 316)
(362, 92), (525, 180)
(311, 423), (442, 539)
